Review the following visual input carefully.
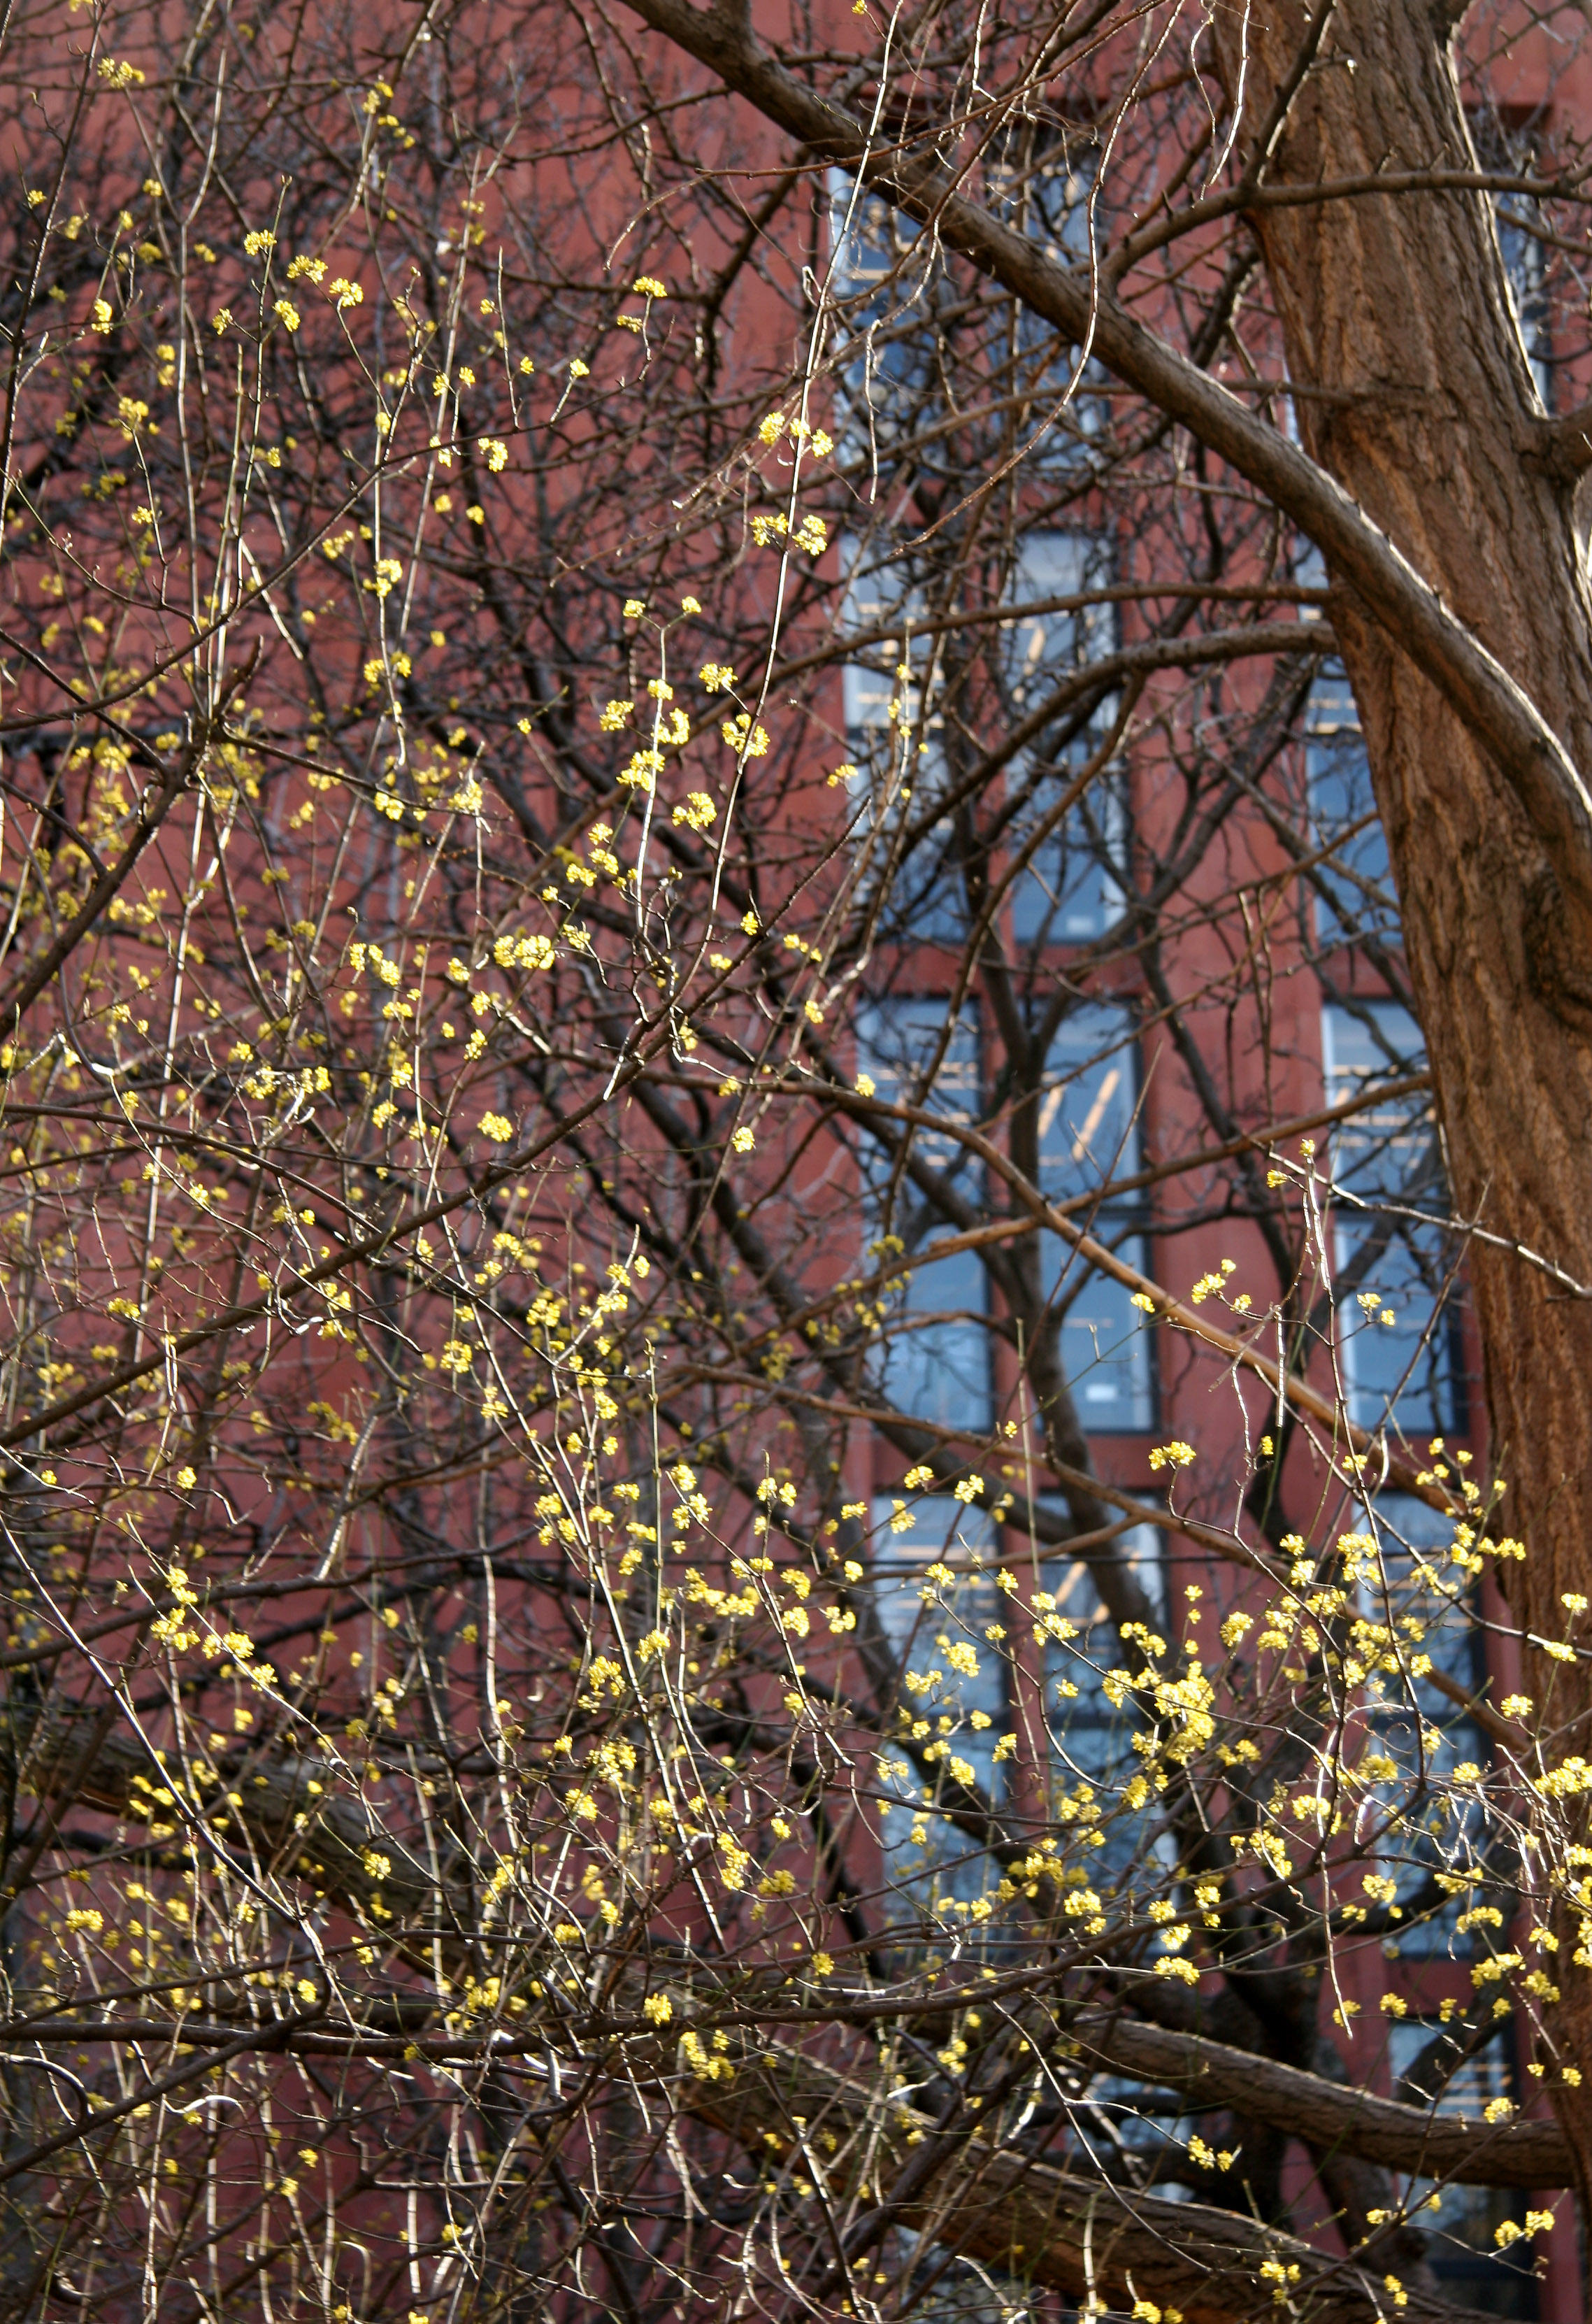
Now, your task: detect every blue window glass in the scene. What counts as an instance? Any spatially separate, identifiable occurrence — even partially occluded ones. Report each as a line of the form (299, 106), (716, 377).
(1035, 1005), (1154, 1431)
(839, 539), (961, 937)
(831, 150), (1105, 487)
(1020, 147), (1095, 262)
(856, 999), (991, 1433)
(1037, 1516), (1165, 1881)
(1321, 1004), (1462, 1436)
(826, 171), (936, 448)
(870, 1496), (1005, 1787)
(1001, 534), (1116, 720)
(1010, 805), (1126, 946)
(877, 1234), (990, 1432)
(1001, 152), (1109, 473)
(1305, 660), (1400, 950)
(839, 542), (935, 767)
(870, 1497), (1006, 1910)
(1005, 533), (1126, 943)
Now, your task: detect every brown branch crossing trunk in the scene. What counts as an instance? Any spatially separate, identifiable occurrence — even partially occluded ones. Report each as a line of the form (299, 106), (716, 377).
(691, 2050), (1505, 2324)
(1207, 0), (1592, 2211)
(1072, 2011), (1572, 2188)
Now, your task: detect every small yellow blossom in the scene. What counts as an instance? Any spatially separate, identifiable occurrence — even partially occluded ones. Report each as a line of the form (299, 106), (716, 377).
(1149, 1441), (1197, 1472)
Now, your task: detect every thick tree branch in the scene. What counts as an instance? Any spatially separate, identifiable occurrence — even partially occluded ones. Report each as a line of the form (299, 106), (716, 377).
(1073, 2011), (1572, 2190)
(619, 0), (1592, 899)
(694, 2048), (1509, 2324)
(1522, 402), (1592, 483)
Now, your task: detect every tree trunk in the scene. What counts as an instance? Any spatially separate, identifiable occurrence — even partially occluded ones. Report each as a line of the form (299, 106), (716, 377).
(1213, 0), (1592, 2205)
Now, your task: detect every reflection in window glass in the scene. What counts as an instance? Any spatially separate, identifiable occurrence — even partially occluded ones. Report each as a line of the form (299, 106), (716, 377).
(839, 539), (961, 936)
(856, 1001), (991, 1432)
(839, 561), (901, 746)
(1322, 1003), (1461, 1434)
(870, 1497), (1004, 1907)
(1467, 102), (1552, 413)
(1498, 201), (1551, 408)
(880, 1236), (991, 1432)
(840, 542), (939, 771)
(1306, 660), (1400, 950)
(1036, 1006), (1154, 1430)
(1003, 533), (1116, 720)
(1005, 532), (1126, 943)
(826, 171), (935, 439)
(1010, 804), (1126, 946)
(1037, 1520), (1163, 1881)
(996, 144), (1107, 476)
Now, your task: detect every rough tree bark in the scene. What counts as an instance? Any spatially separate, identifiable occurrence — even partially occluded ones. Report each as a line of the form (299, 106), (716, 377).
(1208, 0), (1592, 2208)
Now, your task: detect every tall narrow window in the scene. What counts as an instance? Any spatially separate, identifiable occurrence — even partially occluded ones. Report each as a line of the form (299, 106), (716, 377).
(856, 999), (991, 1434)
(870, 1495), (1005, 1909)
(1321, 1002), (1462, 1435)
(998, 143), (1107, 473)
(826, 170), (938, 454)
(1005, 532), (1125, 944)
(1305, 659), (1400, 951)
(1035, 1509), (1167, 1882)
(1035, 1004), (1154, 1430)
(1498, 195), (1551, 408)
(1472, 104), (1553, 410)
(871, 1497), (1005, 1783)
(839, 539), (959, 939)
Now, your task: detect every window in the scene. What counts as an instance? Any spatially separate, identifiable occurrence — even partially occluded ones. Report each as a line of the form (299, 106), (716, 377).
(1305, 660), (1400, 950)
(1321, 1002), (1462, 1435)
(826, 171), (938, 452)
(829, 150), (1103, 490)
(840, 541), (933, 764)
(1498, 197), (1551, 408)
(1038, 1516), (1166, 1876)
(1472, 103), (1553, 411)
(1005, 532), (1126, 943)
(998, 144), (1108, 474)
(856, 999), (992, 1432)
(870, 1496), (1005, 1909)
(1001, 533), (1115, 722)
(871, 1496), (1006, 1782)
(839, 539), (961, 938)
(1036, 1004), (1154, 1430)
